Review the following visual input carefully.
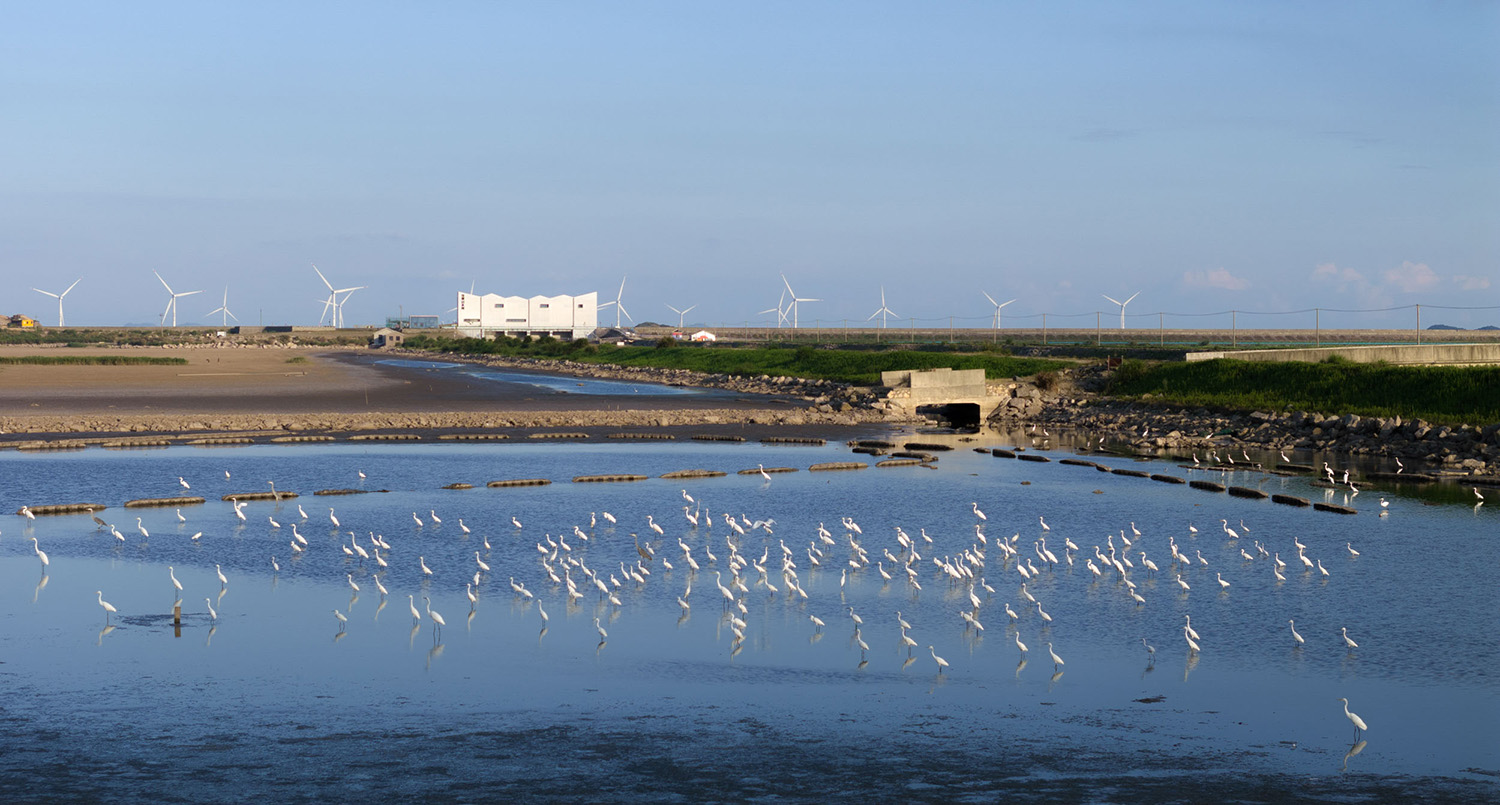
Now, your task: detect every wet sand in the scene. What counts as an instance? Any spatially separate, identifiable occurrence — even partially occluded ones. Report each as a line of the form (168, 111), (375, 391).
(0, 346), (886, 439)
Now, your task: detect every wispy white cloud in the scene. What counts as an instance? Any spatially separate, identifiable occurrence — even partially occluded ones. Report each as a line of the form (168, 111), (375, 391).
(1182, 267), (1249, 291)
(1453, 274), (1492, 291)
(1382, 261), (1440, 293)
(1311, 262), (1366, 286)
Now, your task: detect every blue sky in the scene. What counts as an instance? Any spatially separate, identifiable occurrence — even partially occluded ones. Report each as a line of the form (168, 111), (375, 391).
(3, 2), (1496, 329)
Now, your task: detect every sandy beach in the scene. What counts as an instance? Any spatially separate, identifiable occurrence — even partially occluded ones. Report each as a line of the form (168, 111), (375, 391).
(0, 345), (886, 439)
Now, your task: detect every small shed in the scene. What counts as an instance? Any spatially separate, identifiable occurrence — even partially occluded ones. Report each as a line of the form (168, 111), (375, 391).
(690, 330), (717, 342)
(371, 327), (405, 348)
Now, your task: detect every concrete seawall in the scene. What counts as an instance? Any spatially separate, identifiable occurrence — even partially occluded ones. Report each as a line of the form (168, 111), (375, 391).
(1186, 343), (1500, 366)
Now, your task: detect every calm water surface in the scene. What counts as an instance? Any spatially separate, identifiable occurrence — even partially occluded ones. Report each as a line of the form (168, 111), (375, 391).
(1, 438), (1495, 802)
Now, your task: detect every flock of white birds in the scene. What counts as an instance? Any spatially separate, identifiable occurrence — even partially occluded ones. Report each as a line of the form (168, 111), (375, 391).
(18, 458), (1378, 743)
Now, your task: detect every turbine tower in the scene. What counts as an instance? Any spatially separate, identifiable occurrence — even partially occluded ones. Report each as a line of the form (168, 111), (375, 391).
(780, 274), (820, 328)
(665, 303), (697, 329)
(207, 287), (239, 327)
(981, 291), (1016, 330)
(155, 271), (203, 327)
(312, 264), (366, 328)
(32, 279), (81, 327)
(867, 286), (898, 329)
(1102, 291), (1140, 329)
(597, 276), (632, 328)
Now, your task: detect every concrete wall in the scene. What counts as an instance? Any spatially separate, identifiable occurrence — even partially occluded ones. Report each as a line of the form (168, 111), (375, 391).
(881, 368), (998, 420)
(1186, 344), (1500, 366)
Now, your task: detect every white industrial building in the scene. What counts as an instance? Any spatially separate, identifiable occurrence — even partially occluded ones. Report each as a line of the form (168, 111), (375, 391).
(455, 291), (598, 340)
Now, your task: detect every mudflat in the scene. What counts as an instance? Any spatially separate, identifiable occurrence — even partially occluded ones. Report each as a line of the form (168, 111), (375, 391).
(0, 346), (879, 437)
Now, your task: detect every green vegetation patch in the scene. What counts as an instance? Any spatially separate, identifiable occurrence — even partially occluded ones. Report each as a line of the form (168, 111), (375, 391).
(1108, 358), (1500, 425)
(0, 355), (189, 366)
(404, 335), (1071, 384)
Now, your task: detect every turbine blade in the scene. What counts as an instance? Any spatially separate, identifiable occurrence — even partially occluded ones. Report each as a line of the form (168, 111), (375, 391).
(155, 271), (174, 295)
(1124, 291), (1141, 305)
(313, 264), (334, 291)
(62, 279), (81, 297)
(998, 299), (1016, 309)
(982, 290), (998, 307)
(682, 305), (697, 314)
(33, 289), (61, 299)
(1102, 294), (1122, 306)
(782, 274), (796, 296)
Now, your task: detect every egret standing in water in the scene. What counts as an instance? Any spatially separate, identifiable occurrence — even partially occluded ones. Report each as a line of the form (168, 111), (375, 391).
(424, 596), (446, 639)
(1339, 697), (1368, 740)
(205, 598), (217, 622)
(96, 590), (117, 624)
(31, 538), (49, 571)
(928, 645), (949, 674)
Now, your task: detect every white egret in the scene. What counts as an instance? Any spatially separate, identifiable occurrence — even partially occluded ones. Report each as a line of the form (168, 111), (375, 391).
(407, 594), (421, 623)
(96, 590), (117, 624)
(429, 509), (441, 524)
(333, 609), (347, 631)
(1184, 615), (1200, 641)
(31, 538), (49, 569)
(475, 552), (490, 573)
(459, 519), (470, 534)
(1347, 542), (1360, 557)
(809, 614), (825, 632)
(972, 502), (986, 521)
(1047, 642), (1064, 670)
(928, 645), (949, 673)
(1289, 619), (1305, 647)
(424, 597), (446, 636)
(178, 476), (191, 490)
(1014, 632), (1028, 656)
(176, 509), (186, 523)
(216, 564), (228, 588)
(346, 573), (360, 593)
(136, 518), (149, 539)
(1215, 573), (1230, 590)
(329, 508), (340, 528)
(512, 516), (523, 530)
(420, 556), (434, 577)
(168, 566), (183, 595)
(1341, 627), (1359, 649)
(205, 598), (217, 622)
(1339, 697), (1369, 739)
(594, 617), (608, 641)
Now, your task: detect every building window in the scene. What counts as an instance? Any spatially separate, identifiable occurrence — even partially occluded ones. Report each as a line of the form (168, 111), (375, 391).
(538, 303), (550, 309)
(494, 303), (504, 309)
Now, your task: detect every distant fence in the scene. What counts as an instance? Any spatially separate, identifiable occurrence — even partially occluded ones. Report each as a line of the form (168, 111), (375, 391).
(636, 303), (1500, 349)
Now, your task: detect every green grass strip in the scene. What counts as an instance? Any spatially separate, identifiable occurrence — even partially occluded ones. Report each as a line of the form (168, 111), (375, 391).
(1108, 358), (1500, 425)
(404, 336), (1070, 385)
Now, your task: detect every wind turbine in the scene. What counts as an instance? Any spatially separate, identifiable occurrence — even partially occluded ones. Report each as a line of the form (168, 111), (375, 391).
(1102, 291), (1141, 329)
(32, 279), (81, 327)
(780, 274), (820, 328)
(312, 264), (366, 328)
(155, 271), (203, 327)
(665, 303), (697, 329)
(982, 291), (1016, 330)
(597, 276), (632, 328)
(867, 286), (898, 329)
(758, 288), (789, 327)
(206, 287), (239, 327)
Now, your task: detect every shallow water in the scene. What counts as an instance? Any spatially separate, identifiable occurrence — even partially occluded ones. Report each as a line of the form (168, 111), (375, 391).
(376, 358), (723, 397)
(2, 439), (1496, 802)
